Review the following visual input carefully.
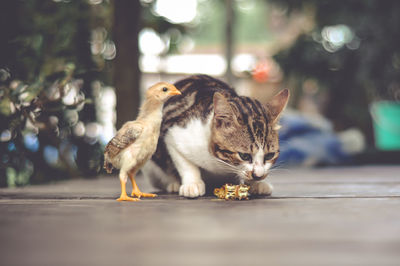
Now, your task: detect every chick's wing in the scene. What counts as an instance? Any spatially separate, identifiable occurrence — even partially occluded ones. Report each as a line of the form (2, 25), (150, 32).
(104, 122), (143, 158)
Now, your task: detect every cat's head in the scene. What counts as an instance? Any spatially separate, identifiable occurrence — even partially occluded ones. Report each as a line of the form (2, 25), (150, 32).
(210, 89), (289, 182)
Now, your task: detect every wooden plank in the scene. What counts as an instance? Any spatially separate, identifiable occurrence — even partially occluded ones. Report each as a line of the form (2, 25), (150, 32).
(1, 166), (399, 199)
(0, 166), (400, 266)
(0, 197), (399, 266)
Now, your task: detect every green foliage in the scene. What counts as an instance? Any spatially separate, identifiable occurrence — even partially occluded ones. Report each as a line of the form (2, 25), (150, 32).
(2, 1), (95, 82)
(0, 0), (109, 187)
(0, 64), (102, 187)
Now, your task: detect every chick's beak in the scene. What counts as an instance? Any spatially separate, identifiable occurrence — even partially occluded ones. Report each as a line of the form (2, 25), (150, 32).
(168, 88), (181, 96)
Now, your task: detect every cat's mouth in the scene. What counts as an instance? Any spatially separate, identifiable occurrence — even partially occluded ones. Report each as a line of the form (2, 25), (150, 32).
(252, 172), (267, 181)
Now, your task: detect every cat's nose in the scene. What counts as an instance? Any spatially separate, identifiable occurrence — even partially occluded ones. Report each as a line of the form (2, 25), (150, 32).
(252, 165), (266, 181)
(251, 172), (264, 181)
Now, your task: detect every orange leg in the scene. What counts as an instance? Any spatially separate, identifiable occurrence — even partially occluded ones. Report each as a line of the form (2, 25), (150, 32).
(129, 173), (157, 198)
(117, 179), (140, 202)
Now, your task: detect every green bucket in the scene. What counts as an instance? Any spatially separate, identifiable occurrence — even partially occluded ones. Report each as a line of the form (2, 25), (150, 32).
(370, 101), (400, 150)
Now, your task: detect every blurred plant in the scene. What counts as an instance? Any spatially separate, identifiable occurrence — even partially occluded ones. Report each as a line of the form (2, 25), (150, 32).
(268, 0), (400, 143)
(0, 64), (101, 186)
(0, 0), (113, 187)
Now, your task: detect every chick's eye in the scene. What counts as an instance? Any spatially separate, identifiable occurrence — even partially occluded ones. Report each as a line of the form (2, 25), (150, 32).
(238, 152), (252, 162)
(264, 152), (275, 162)
(162, 87), (168, 92)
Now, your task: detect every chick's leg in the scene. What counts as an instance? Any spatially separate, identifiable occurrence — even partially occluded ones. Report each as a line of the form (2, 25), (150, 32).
(117, 171), (139, 202)
(129, 170), (157, 198)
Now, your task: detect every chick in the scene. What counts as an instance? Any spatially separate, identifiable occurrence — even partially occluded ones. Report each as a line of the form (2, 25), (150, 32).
(104, 82), (181, 201)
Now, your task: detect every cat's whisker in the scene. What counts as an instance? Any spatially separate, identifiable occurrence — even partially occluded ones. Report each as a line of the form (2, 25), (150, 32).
(271, 163), (292, 174)
(215, 158), (238, 171)
(215, 160), (230, 170)
(273, 159), (290, 173)
(270, 160), (287, 170)
(234, 173), (244, 182)
(268, 163), (292, 182)
(215, 159), (248, 179)
(235, 168), (248, 179)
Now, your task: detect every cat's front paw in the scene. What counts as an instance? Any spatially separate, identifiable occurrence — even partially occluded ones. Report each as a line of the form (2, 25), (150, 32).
(166, 182), (181, 193)
(179, 181), (206, 198)
(249, 182), (273, 196)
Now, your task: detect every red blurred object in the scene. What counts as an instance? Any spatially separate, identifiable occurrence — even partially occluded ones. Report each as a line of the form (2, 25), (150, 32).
(252, 61), (271, 83)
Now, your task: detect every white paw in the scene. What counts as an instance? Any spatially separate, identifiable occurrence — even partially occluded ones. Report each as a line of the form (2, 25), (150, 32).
(179, 181), (206, 198)
(249, 182), (273, 196)
(166, 182), (181, 193)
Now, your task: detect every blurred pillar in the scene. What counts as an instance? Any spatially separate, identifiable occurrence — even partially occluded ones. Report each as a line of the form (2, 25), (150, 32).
(225, 0), (235, 85)
(113, 0), (141, 129)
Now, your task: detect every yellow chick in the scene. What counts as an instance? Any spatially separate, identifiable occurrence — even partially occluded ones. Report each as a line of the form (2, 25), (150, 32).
(104, 82), (181, 201)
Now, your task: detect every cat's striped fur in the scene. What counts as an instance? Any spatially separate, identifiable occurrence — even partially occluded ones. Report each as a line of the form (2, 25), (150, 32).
(143, 75), (289, 198)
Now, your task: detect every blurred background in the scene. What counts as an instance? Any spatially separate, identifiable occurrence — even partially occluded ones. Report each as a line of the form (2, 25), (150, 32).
(0, 0), (399, 187)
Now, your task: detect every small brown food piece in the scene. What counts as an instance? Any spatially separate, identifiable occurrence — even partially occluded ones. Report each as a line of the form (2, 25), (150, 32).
(214, 184), (250, 200)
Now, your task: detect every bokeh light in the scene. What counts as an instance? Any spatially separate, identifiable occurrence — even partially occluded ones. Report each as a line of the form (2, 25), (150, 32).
(139, 28), (167, 55)
(0, 130), (12, 142)
(85, 122), (102, 145)
(92, 81), (116, 144)
(8, 142), (16, 152)
(321, 24), (355, 53)
(153, 0), (197, 24)
(73, 121), (86, 137)
(44, 145), (59, 166)
(24, 133), (39, 152)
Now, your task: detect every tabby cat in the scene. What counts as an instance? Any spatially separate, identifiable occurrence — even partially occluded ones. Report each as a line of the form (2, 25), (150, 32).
(142, 75), (289, 198)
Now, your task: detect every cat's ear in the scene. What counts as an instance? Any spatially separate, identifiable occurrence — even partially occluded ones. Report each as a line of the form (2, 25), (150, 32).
(265, 89), (289, 130)
(213, 92), (235, 128)
(213, 92), (233, 119)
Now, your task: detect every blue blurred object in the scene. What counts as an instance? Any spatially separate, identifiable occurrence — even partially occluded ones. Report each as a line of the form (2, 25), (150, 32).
(24, 133), (39, 152)
(277, 112), (349, 166)
(43, 145), (59, 166)
(7, 142), (16, 152)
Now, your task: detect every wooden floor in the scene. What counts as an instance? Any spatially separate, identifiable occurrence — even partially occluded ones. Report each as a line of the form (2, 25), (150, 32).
(0, 166), (399, 266)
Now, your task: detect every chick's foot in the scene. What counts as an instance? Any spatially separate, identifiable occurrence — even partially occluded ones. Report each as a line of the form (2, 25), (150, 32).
(131, 191), (157, 198)
(116, 195), (140, 201)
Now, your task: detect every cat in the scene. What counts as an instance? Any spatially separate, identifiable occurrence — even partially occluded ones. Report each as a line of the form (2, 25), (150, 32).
(142, 75), (289, 198)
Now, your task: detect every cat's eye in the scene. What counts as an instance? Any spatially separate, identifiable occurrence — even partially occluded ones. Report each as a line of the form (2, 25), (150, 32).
(264, 152), (275, 162)
(162, 87), (168, 92)
(238, 152), (252, 162)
